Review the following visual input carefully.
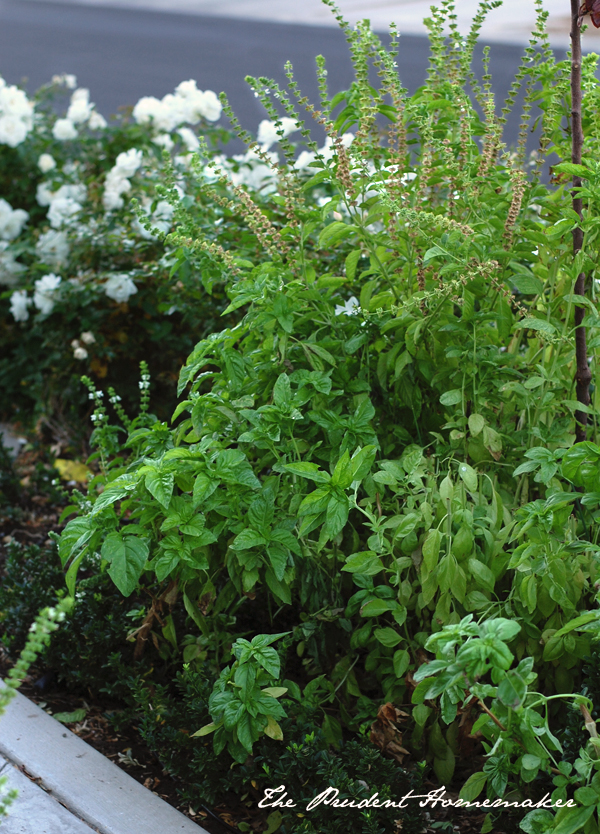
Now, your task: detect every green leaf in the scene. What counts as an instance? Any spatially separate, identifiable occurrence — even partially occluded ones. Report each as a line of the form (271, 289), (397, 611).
(551, 805), (595, 834)
(393, 649), (410, 677)
(551, 610), (600, 640)
(561, 442), (600, 490)
(191, 722), (218, 737)
(497, 672), (527, 708)
(342, 551), (383, 575)
(284, 462), (330, 483)
(457, 462), (478, 493)
(193, 473), (219, 507)
(253, 646), (281, 678)
(183, 591), (207, 632)
(145, 466), (175, 508)
(233, 529), (268, 550)
(262, 687), (288, 699)
(65, 550), (86, 597)
(264, 811), (283, 834)
(101, 532), (149, 597)
(468, 414), (485, 436)
(322, 713), (343, 749)
(265, 568), (292, 605)
(348, 445), (377, 483)
(53, 709), (87, 724)
(325, 493), (349, 538)
(154, 551), (180, 582)
(439, 475), (453, 502)
(59, 517), (95, 568)
(459, 771), (487, 802)
(331, 450), (352, 488)
(360, 598), (394, 617)
(263, 716), (284, 741)
(467, 559), (495, 593)
(483, 425), (502, 458)
(273, 374), (292, 409)
(267, 543), (288, 581)
(422, 529), (442, 574)
(318, 221), (357, 248)
(345, 249), (361, 281)
(518, 809), (555, 834)
(512, 275), (543, 295)
(440, 389), (462, 406)
(514, 318), (557, 337)
(374, 627), (402, 647)
(551, 161), (590, 178)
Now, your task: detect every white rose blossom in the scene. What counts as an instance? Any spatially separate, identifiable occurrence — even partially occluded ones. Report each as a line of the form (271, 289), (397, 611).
(0, 242), (26, 286)
(38, 153), (56, 173)
(104, 273), (137, 303)
(103, 149), (143, 210)
(52, 74), (77, 89)
(80, 331), (96, 344)
(67, 88), (94, 124)
(88, 110), (107, 130)
(0, 79), (34, 147)
(132, 81), (221, 133)
(53, 118), (78, 141)
(48, 196), (82, 229)
(134, 199), (175, 240)
(295, 133), (354, 170)
(0, 198), (28, 241)
(9, 289), (30, 322)
(36, 229), (70, 266)
(257, 117), (299, 150)
(71, 340), (88, 359)
(33, 273), (61, 315)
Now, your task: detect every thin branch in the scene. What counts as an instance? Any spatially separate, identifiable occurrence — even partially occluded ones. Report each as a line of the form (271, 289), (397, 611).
(571, 0), (592, 441)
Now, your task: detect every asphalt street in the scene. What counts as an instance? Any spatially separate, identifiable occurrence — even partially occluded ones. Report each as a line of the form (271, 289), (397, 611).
(0, 0), (556, 147)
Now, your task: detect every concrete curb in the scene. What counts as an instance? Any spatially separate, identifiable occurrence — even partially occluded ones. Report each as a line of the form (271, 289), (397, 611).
(0, 755), (96, 833)
(0, 688), (208, 834)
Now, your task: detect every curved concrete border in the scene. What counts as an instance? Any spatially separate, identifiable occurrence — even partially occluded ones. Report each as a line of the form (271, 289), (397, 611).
(0, 686), (208, 834)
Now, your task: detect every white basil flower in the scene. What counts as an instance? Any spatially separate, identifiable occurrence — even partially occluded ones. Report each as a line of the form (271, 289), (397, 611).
(334, 296), (361, 317)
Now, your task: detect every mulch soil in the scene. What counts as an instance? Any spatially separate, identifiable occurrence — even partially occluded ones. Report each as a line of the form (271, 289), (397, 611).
(0, 437), (528, 834)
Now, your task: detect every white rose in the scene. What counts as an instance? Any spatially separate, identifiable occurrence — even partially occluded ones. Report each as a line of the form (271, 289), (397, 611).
(0, 198), (28, 241)
(104, 274), (137, 303)
(257, 117), (299, 150)
(0, 243), (26, 286)
(0, 115), (28, 148)
(194, 90), (221, 122)
(153, 133), (174, 151)
(9, 289), (30, 322)
(132, 96), (164, 125)
(73, 346), (88, 360)
(113, 148), (143, 177)
(88, 111), (107, 130)
(38, 153), (57, 173)
(48, 197), (82, 229)
(80, 331), (96, 344)
(52, 74), (77, 89)
(52, 118), (78, 141)
(178, 127), (199, 153)
(36, 229), (70, 266)
(33, 273), (61, 315)
(67, 89), (93, 124)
